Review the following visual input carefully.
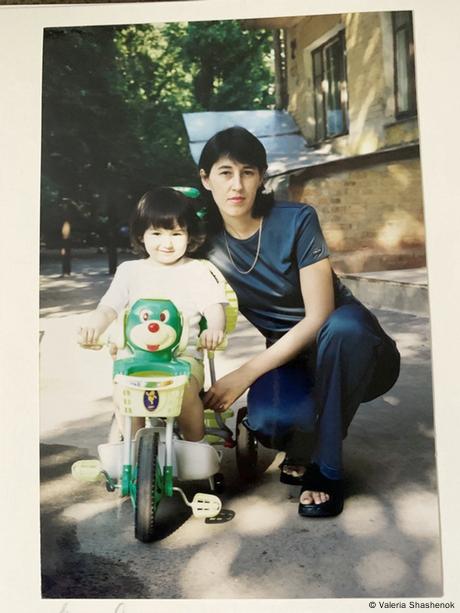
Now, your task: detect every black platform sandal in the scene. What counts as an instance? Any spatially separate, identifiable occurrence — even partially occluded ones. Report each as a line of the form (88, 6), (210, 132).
(279, 457), (307, 485)
(298, 463), (344, 518)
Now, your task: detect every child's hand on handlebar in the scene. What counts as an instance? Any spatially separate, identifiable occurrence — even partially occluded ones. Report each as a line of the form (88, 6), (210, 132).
(77, 306), (117, 349)
(77, 325), (103, 348)
(199, 328), (225, 351)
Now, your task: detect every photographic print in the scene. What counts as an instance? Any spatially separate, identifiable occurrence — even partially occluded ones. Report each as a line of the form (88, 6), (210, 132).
(2, 1), (460, 611)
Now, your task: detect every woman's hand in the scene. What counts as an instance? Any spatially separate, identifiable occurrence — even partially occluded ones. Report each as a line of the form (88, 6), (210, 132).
(203, 367), (254, 412)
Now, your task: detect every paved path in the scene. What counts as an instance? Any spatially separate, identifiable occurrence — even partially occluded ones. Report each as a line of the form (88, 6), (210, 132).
(39, 252), (441, 599)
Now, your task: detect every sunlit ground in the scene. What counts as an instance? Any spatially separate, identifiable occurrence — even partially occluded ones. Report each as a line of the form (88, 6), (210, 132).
(39, 252), (441, 599)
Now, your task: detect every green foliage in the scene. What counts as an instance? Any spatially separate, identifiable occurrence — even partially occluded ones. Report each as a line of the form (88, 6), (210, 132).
(41, 21), (274, 246)
(179, 20), (274, 110)
(114, 23), (197, 187)
(41, 26), (144, 245)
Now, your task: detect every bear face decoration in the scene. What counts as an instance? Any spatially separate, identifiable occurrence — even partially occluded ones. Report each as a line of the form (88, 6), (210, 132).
(113, 297), (191, 406)
(125, 299), (184, 363)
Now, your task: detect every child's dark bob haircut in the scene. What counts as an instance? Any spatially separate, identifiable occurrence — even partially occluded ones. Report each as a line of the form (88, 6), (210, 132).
(199, 126), (274, 233)
(130, 187), (205, 257)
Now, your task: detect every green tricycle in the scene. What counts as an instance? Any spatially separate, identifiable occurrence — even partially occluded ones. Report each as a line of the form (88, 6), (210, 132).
(72, 263), (258, 542)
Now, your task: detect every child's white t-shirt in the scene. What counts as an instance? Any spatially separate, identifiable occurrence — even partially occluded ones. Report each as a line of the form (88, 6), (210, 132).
(98, 258), (228, 358)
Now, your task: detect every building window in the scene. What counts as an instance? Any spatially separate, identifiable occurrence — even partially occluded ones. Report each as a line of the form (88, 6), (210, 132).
(392, 11), (417, 117)
(312, 30), (348, 142)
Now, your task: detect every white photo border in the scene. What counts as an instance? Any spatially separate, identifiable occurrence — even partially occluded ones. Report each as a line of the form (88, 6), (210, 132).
(1, 0), (459, 611)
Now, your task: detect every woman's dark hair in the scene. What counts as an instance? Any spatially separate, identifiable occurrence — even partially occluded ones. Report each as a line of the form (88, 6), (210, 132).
(130, 187), (205, 257)
(198, 126), (274, 232)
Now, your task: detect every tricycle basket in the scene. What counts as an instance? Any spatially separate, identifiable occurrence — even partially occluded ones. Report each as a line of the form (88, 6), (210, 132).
(113, 372), (188, 418)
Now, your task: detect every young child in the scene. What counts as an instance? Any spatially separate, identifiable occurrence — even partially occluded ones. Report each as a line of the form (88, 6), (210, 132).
(78, 187), (227, 442)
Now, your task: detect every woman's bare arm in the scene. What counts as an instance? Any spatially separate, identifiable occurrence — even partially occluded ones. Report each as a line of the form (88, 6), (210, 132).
(203, 258), (334, 411)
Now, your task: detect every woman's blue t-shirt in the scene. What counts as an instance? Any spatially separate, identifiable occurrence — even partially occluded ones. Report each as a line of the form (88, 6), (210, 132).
(207, 201), (356, 339)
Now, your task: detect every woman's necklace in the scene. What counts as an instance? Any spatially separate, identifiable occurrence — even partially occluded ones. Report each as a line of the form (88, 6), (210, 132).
(223, 218), (263, 275)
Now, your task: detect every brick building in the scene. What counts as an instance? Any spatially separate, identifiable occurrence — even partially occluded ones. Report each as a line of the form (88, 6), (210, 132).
(245, 12), (425, 272)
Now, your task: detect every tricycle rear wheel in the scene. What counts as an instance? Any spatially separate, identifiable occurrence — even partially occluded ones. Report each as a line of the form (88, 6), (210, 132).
(235, 407), (259, 482)
(135, 430), (161, 542)
(213, 472), (225, 494)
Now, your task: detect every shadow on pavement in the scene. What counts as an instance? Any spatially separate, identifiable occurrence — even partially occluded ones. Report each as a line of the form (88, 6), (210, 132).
(39, 254), (441, 598)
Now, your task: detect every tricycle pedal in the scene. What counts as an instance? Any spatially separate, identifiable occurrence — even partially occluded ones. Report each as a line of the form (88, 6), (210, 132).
(190, 492), (222, 518)
(173, 487), (222, 518)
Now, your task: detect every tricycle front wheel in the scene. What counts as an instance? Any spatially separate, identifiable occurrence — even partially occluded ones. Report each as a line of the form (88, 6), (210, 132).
(135, 430), (161, 542)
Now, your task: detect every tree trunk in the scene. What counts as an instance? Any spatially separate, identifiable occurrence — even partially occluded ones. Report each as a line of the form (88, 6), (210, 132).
(60, 241), (71, 275)
(60, 218), (72, 275)
(106, 192), (118, 275)
(107, 232), (117, 275)
(273, 29), (288, 110)
(194, 60), (214, 109)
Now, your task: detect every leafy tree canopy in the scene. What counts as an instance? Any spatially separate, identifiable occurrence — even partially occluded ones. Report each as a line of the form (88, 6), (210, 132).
(41, 20), (274, 248)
